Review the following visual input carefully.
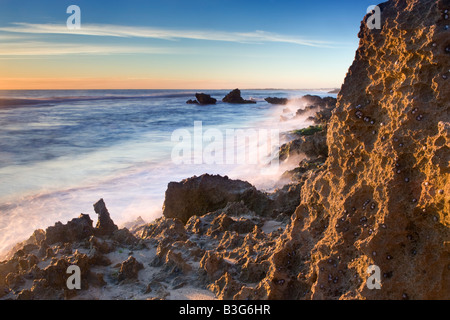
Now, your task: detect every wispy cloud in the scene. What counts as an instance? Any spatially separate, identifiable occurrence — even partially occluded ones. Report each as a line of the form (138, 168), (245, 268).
(0, 41), (175, 57)
(0, 23), (337, 48)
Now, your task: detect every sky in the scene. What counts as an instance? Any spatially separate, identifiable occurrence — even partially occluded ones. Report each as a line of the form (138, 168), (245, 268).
(0, 0), (378, 90)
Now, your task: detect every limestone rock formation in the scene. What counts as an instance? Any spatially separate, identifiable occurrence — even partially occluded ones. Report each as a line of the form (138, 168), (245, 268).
(279, 129), (328, 161)
(239, 0), (450, 300)
(162, 174), (271, 224)
(45, 214), (94, 245)
(93, 199), (118, 236)
(118, 256), (144, 282)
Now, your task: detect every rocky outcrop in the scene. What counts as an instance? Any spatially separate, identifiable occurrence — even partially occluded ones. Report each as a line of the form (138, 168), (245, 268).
(222, 89), (256, 104)
(196, 93), (217, 105)
(45, 214), (94, 245)
(279, 129), (328, 161)
(186, 93), (217, 105)
(238, 0), (450, 300)
(93, 199), (118, 236)
(118, 256), (144, 283)
(0, 199), (144, 299)
(265, 97), (289, 105)
(162, 174), (271, 224)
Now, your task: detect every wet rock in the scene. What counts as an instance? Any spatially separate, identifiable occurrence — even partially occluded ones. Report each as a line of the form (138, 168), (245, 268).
(195, 93), (217, 105)
(222, 89), (256, 104)
(186, 93), (217, 105)
(246, 0), (450, 300)
(265, 97), (289, 105)
(279, 129), (327, 160)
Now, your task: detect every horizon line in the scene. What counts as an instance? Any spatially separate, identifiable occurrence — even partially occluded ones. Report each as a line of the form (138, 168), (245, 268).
(0, 87), (341, 91)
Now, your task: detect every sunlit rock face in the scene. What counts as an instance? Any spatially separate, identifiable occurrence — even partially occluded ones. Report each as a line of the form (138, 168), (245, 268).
(237, 0), (450, 300)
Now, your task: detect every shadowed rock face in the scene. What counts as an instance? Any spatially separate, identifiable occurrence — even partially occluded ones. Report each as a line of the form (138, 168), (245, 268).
(222, 89), (256, 104)
(195, 93), (217, 105)
(186, 93), (217, 105)
(162, 174), (271, 224)
(45, 214), (94, 245)
(265, 97), (289, 105)
(93, 199), (118, 236)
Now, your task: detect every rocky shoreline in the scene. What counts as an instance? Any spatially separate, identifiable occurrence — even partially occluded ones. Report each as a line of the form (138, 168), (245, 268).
(1, 0), (449, 300)
(0, 93), (333, 300)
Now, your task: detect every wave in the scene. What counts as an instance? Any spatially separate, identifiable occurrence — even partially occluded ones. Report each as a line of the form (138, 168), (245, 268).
(0, 92), (199, 108)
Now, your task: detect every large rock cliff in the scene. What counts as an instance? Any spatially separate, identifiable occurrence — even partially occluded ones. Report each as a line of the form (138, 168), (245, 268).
(0, 0), (448, 301)
(240, 0), (449, 299)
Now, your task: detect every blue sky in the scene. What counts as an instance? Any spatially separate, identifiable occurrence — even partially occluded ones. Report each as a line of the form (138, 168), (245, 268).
(0, 0), (378, 89)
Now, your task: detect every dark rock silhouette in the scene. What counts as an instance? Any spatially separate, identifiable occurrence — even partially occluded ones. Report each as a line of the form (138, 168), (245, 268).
(265, 97), (289, 105)
(186, 93), (217, 105)
(196, 93), (217, 105)
(93, 199), (118, 236)
(45, 214), (94, 245)
(222, 89), (256, 104)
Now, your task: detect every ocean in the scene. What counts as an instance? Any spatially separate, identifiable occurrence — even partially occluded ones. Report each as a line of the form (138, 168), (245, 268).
(0, 89), (336, 256)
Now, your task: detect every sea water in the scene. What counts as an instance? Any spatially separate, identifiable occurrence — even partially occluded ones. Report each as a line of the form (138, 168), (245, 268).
(0, 89), (335, 255)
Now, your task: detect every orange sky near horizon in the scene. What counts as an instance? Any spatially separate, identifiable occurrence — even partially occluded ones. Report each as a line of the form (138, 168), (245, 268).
(0, 77), (231, 90)
(0, 75), (341, 91)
